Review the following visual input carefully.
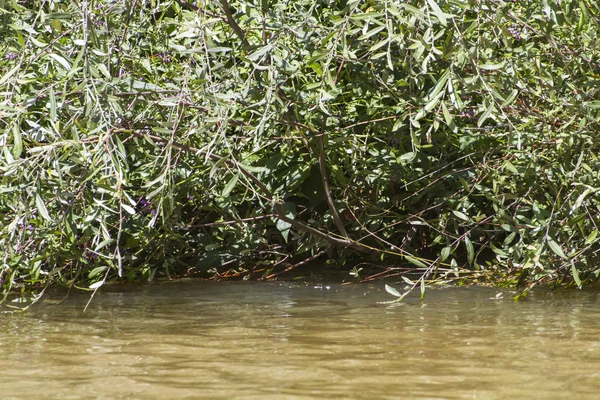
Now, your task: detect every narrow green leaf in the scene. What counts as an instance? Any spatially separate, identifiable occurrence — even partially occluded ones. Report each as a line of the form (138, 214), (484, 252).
(113, 134), (127, 160)
(122, 204), (136, 215)
(465, 235), (474, 264)
(458, 177), (470, 192)
(276, 218), (292, 242)
(478, 61), (506, 70)
(94, 239), (115, 251)
(399, 152), (415, 162)
(47, 12), (74, 20)
(426, 0), (453, 26)
(447, 77), (463, 110)
(420, 278), (426, 300)
(48, 53), (71, 71)
(501, 89), (519, 107)
(358, 26), (385, 41)
(349, 12), (385, 21)
(207, 47), (232, 53)
(222, 173), (239, 197)
(31, 37), (48, 47)
(12, 125), (22, 158)
(425, 69), (450, 102)
(503, 232), (517, 247)
(369, 38), (389, 52)
(584, 230), (598, 245)
(501, 224), (517, 232)
(89, 281), (104, 290)
(247, 44), (274, 62)
(452, 210), (469, 221)
(132, 80), (162, 91)
(405, 255), (428, 268)
(441, 102), (456, 132)
(49, 87), (57, 121)
(401, 276), (415, 285)
(400, 4), (426, 19)
(88, 266), (109, 279)
(238, 163), (267, 173)
(585, 100), (600, 109)
(424, 92), (442, 112)
(571, 264), (582, 289)
(412, 108), (426, 122)
(503, 160), (519, 174)
(385, 284), (402, 297)
(441, 246), (451, 261)
(67, 48), (85, 78)
(547, 238), (567, 259)
(95, 63), (110, 79)
(572, 189), (591, 213)
(0, 65), (19, 85)
(35, 194), (51, 221)
(477, 102), (495, 127)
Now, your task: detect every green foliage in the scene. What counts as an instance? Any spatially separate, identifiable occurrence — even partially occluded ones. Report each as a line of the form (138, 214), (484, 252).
(1, 0), (600, 296)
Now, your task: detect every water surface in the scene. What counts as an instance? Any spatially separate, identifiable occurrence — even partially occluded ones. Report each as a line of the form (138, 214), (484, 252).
(2, 281), (600, 399)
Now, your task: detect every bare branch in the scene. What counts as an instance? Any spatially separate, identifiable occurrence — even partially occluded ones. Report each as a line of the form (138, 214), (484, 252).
(220, 0), (249, 46)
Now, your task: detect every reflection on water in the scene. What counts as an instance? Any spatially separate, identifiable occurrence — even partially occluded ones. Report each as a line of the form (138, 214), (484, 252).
(3, 281), (600, 399)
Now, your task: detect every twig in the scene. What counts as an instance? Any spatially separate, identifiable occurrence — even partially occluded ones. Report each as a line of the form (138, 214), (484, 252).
(220, 0), (249, 46)
(187, 214), (275, 228)
(263, 250), (327, 279)
(317, 133), (348, 238)
(119, 128), (373, 254)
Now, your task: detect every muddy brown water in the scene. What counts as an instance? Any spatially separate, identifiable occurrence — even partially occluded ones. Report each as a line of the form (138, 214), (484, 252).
(2, 281), (600, 399)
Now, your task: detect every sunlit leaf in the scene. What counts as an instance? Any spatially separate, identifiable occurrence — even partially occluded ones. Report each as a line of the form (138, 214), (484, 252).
(465, 235), (474, 264)
(385, 284), (402, 297)
(35, 194), (51, 222)
(122, 204), (136, 215)
(571, 189), (591, 213)
(478, 61), (505, 70)
(222, 173), (239, 197)
(402, 276), (415, 285)
(89, 281), (104, 290)
(247, 44), (274, 61)
(0, 65), (19, 85)
(12, 125), (22, 159)
(207, 47), (233, 53)
(547, 238), (567, 259)
(441, 246), (451, 261)
(477, 102), (495, 127)
(426, 0), (454, 26)
(405, 255), (428, 269)
(358, 26), (385, 41)
(452, 210), (469, 221)
(48, 53), (71, 71)
(571, 264), (582, 289)
(585, 230), (598, 245)
(585, 101), (600, 109)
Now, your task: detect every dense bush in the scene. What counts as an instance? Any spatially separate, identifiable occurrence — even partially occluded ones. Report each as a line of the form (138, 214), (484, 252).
(1, 0), (599, 299)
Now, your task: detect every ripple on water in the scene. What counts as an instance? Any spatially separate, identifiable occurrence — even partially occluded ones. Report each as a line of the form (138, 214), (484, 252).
(3, 282), (600, 399)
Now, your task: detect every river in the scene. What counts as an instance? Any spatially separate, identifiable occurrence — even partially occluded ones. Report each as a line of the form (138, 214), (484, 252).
(2, 281), (600, 399)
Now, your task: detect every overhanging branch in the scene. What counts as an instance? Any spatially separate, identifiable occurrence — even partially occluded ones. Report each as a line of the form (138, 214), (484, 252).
(121, 129), (373, 254)
(220, 0), (249, 46)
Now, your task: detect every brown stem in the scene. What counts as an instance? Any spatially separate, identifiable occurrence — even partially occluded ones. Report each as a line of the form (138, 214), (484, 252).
(317, 133), (349, 238)
(263, 250), (327, 279)
(220, 0), (249, 46)
(121, 129), (371, 254)
(187, 214), (275, 228)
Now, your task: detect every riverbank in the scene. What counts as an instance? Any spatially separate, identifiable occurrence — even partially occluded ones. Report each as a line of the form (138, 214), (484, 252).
(1, 1), (599, 297)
